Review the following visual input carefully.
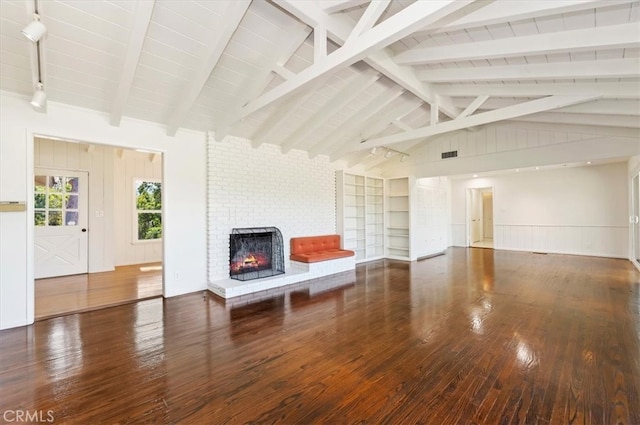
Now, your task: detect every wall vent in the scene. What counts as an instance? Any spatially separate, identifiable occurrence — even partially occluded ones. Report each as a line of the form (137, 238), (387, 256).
(441, 150), (458, 159)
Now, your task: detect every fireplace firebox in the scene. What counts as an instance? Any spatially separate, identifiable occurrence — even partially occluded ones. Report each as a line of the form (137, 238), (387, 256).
(229, 227), (285, 281)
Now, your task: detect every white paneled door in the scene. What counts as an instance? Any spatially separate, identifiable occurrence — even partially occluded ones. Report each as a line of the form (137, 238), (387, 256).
(34, 169), (88, 279)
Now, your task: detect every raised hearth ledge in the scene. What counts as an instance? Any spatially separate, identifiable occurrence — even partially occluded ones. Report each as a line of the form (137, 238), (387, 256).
(208, 256), (355, 298)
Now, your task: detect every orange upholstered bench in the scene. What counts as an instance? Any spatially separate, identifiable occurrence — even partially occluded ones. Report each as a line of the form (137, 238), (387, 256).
(290, 235), (355, 263)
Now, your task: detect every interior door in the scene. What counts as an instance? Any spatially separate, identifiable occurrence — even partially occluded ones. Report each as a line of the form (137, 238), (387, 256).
(471, 189), (482, 243)
(34, 169), (89, 279)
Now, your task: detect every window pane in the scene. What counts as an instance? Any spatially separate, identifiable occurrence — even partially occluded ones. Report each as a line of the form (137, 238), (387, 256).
(48, 193), (63, 209)
(34, 193), (46, 208)
(48, 176), (64, 192)
(65, 211), (78, 226)
(65, 194), (78, 209)
(48, 211), (62, 226)
(66, 177), (79, 193)
(35, 175), (47, 192)
(138, 212), (162, 240)
(35, 211), (46, 226)
(136, 181), (162, 210)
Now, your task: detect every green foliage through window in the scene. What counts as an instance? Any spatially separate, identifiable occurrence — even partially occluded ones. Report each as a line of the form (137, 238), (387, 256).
(136, 181), (162, 240)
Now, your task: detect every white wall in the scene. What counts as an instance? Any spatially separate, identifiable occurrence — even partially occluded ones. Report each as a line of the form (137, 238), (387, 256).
(34, 137), (115, 273)
(207, 136), (337, 282)
(382, 121), (640, 179)
(114, 150), (163, 266)
(450, 162), (628, 258)
(0, 92), (207, 330)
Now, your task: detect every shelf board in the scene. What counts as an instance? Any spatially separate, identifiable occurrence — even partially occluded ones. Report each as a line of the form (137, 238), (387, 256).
(387, 226), (409, 230)
(388, 234), (409, 238)
(387, 194), (409, 198)
(387, 246), (409, 251)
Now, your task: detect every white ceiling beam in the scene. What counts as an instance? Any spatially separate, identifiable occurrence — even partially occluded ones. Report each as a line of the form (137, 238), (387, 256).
(451, 98), (640, 116)
(241, 0), (475, 123)
(418, 58), (640, 83)
(430, 103), (439, 125)
(513, 112), (640, 129)
(274, 0), (462, 118)
(273, 64), (297, 80)
(431, 0), (637, 34)
(166, 0), (251, 136)
(434, 82), (640, 98)
(310, 86), (405, 158)
(110, 0), (155, 126)
(329, 99), (421, 161)
(214, 25), (311, 140)
(322, 0), (371, 14)
(280, 71), (379, 153)
(345, 0), (391, 45)
(393, 119), (414, 132)
(356, 95), (600, 150)
(395, 23), (640, 65)
(456, 95), (490, 119)
(361, 101), (424, 141)
(251, 75), (331, 149)
(314, 25), (327, 64)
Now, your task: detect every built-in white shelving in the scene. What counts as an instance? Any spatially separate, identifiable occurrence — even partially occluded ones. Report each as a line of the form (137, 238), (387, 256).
(386, 177), (412, 260)
(337, 172), (384, 263)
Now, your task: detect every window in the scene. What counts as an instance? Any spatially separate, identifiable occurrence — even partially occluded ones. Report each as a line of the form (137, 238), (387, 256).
(34, 175), (80, 226)
(135, 180), (162, 241)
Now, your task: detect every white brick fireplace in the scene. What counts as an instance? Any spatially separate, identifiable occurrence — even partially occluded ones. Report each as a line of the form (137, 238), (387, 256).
(206, 135), (344, 296)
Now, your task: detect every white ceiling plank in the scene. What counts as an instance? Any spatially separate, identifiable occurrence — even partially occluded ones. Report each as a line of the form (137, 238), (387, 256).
(109, 0), (155, 126)
(310, 86), (405, 158)
(395, 23), (640, 65)
(166, 0), (251, 136)
(418, 58), (640, 82)
(239, 0), (476, 122)
(275, 0), (462, 118)
(214, 25), (311, 140)
(434, 82), (640, 98)
(344, 0), (391, 45)
(431, 0), (636, 34)
(456, 95), (489, 119)
(250, 76), (330, 148)
(356, 95), (600, 150)
(280, 71), (380, 153)
(322, 0), (372, 14)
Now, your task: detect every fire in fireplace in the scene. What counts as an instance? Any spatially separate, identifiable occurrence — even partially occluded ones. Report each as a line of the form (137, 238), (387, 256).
(229, 227), (285, 281)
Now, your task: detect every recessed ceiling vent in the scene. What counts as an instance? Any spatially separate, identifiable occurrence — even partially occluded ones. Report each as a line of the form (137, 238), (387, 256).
(441, 150), (458, 159)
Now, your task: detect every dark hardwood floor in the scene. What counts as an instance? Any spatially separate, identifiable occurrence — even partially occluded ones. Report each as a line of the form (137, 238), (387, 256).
(1, 248), (639, 424)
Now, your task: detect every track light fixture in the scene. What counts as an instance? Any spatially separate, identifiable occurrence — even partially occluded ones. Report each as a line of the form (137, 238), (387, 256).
(31, 82), (46, 109)
(22, 14), (46, 42)
(366, 145), (410, 162)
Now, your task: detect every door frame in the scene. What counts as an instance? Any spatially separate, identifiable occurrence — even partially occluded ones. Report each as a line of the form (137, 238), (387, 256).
(26, 131), (166, 323)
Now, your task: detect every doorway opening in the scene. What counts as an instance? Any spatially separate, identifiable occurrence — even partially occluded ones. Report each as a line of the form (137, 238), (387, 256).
(33, 136), (164, 319)
(467, 187), (494, 249)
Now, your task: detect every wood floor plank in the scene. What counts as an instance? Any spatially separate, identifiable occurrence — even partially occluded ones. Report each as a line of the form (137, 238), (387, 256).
(1, 248), (639, 424)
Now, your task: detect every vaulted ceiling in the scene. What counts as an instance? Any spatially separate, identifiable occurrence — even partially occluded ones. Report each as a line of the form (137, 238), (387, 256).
(1, 0), (639, 167)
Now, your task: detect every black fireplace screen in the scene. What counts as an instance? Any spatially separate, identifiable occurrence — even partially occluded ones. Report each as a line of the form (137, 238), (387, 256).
(229, 227), (285, 281)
